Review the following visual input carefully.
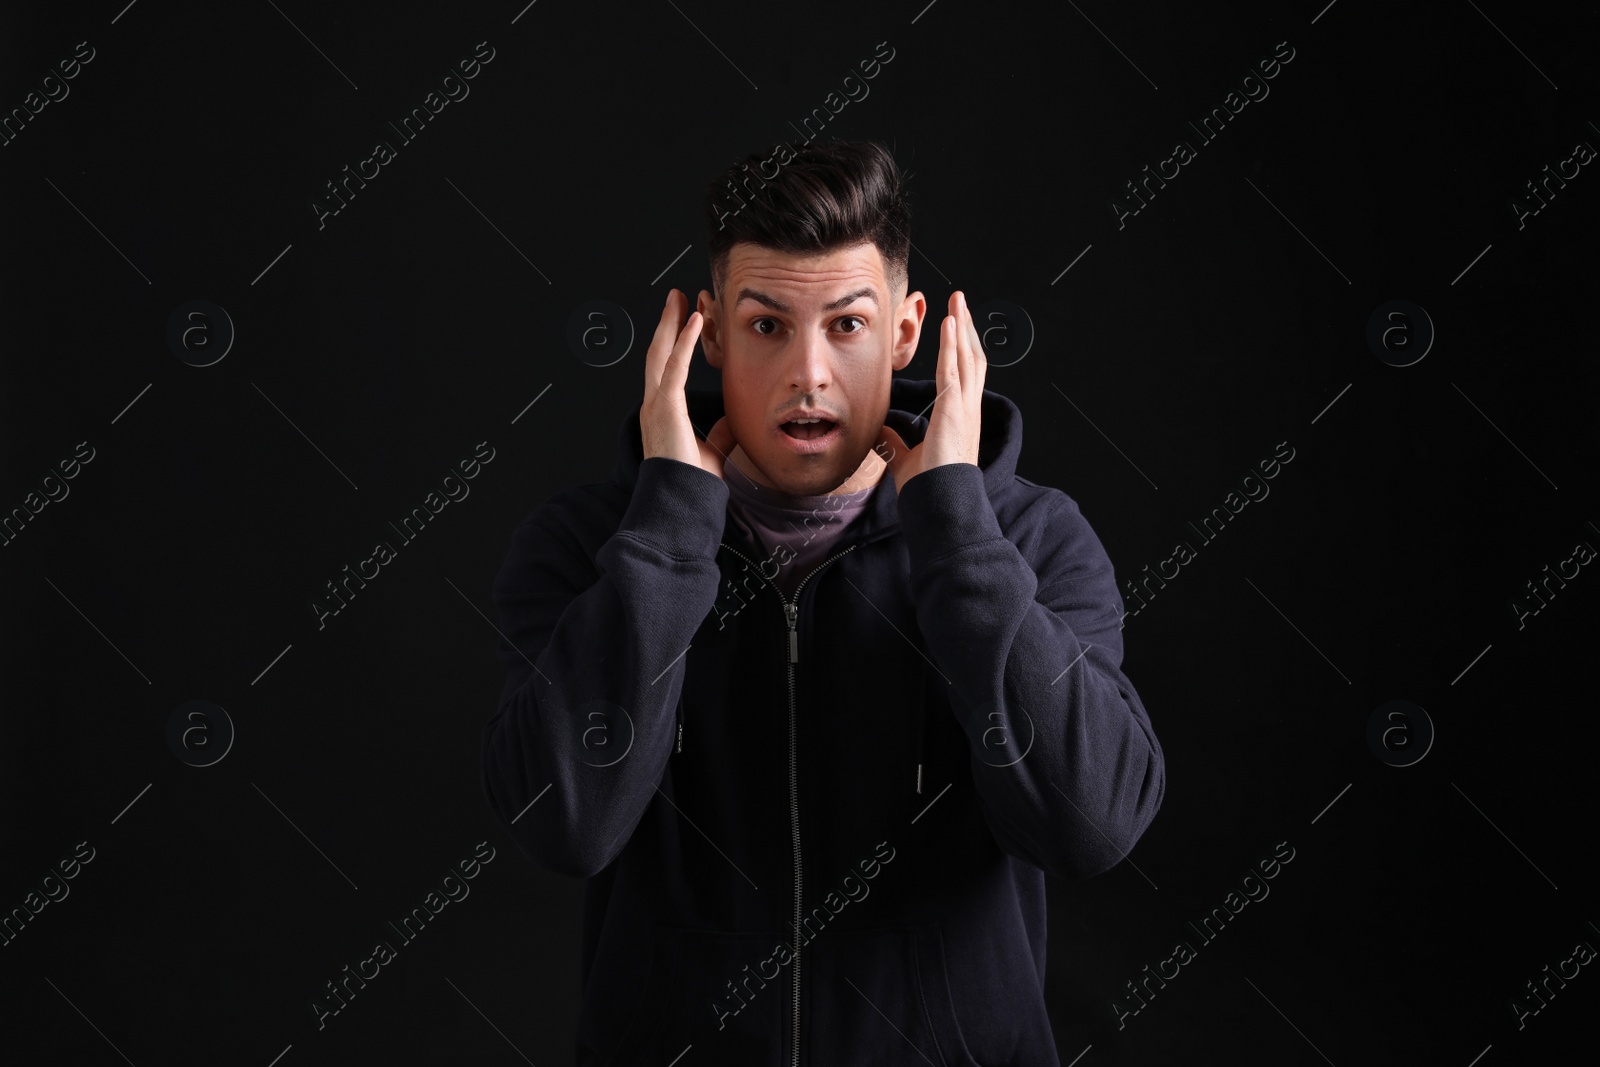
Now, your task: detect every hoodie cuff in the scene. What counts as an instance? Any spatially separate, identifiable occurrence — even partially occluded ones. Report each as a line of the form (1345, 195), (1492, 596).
(619, 457), (730, 558)
(896, 462), (1004, 567)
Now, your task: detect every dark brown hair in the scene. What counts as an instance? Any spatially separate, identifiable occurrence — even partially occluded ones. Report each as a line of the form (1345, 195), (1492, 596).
(704, 139), (911, 302)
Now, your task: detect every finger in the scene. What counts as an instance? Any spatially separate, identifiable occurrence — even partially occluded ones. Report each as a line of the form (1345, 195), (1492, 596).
(966, 297), (987, 366)
(940, 292), (953, 391)
(957, 291), (973, 395)
(958, 296), (986, 445)
(962, 292), (987, 371)
(660, 308), (702, 397)
(646, 289), (681, 393)
(939, 312), (960, 399)
(969, 305), (989, 394)
(952, 292), (977, 412)
(967, 295), (989, 399)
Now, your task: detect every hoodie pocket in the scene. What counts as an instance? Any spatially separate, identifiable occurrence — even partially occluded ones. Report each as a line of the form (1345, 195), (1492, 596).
(804, 923), (979, 1067)
(600, 925), (789, 1067)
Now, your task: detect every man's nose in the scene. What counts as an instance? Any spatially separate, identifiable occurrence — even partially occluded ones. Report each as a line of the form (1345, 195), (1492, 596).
(787, 326), (833, 393)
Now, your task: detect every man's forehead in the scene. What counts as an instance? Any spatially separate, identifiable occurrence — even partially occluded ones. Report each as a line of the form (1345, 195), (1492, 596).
(723, 242), (889, 311)
(733, 283), (881, 316)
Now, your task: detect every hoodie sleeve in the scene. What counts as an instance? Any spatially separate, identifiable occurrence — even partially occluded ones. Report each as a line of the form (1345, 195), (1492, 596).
(481, 457), (730, 878)
(895, 462), (1165, 882)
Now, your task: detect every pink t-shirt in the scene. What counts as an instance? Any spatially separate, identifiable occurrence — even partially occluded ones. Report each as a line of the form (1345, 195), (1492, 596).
(723, 460), (884, 601)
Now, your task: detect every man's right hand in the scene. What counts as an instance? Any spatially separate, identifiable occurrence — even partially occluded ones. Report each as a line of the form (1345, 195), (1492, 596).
(641, 289), (734, 479)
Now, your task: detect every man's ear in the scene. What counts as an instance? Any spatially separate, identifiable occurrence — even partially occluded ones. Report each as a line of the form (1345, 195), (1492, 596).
(696, 289), (724, 369)
(892, 289), (926, 373)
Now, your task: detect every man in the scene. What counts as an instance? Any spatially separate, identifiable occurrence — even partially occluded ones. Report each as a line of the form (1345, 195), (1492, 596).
(482, 140), (1164, 1065)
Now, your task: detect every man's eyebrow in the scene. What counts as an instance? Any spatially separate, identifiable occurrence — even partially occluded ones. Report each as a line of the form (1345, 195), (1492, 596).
(734, 286), (881, 315)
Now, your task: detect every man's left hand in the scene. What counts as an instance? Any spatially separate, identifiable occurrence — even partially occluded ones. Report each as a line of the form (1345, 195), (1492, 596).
(877, 290), (988, 496)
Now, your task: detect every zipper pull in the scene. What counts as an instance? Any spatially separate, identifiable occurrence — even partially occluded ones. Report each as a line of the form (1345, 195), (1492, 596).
(784, 601), (799, 663)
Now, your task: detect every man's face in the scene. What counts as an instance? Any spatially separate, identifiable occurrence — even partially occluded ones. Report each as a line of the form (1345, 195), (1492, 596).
(697, 241), (925, 497)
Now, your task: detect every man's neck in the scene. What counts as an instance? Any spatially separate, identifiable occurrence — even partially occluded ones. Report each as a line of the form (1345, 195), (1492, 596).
(726, 444), (886, 497)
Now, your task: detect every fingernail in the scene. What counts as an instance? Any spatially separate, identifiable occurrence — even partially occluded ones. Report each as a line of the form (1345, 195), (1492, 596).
(664, 290), (672, 308)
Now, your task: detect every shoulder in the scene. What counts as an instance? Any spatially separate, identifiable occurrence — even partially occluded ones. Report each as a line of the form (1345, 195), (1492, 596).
(496, 480), (629, 575)
(1000, 475), (1117, 583)
(998, 475), (1086, 536)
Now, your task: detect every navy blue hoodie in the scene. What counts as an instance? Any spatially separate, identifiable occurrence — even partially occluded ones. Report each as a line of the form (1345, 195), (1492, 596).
(482, 377), (1165, 1066)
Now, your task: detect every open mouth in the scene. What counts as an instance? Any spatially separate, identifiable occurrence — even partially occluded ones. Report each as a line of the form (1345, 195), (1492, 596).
(780, 419), (838, 441)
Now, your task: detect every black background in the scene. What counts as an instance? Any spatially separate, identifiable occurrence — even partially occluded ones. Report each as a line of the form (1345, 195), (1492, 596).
(2, 1), (1596, 1064)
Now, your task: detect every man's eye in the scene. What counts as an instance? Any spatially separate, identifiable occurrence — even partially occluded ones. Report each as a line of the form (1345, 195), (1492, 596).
(751, 316), (864, 336)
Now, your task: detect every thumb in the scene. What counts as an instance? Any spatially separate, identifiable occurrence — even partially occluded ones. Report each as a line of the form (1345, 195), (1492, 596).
(875, 423), (907, 464)
(704, 415), (736, 460)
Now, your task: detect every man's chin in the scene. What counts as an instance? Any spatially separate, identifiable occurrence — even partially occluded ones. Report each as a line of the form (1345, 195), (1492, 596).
(779, 453), (883, 497)
(769, 470), (845, 497)
(729, 438), (881, 496)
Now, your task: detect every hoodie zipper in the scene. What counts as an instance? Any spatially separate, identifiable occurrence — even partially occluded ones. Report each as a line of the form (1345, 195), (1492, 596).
(718, 539), (860, 1067)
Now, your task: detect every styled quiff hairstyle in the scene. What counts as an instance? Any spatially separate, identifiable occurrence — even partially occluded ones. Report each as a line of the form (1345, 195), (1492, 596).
(704, 139), (911, 302)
